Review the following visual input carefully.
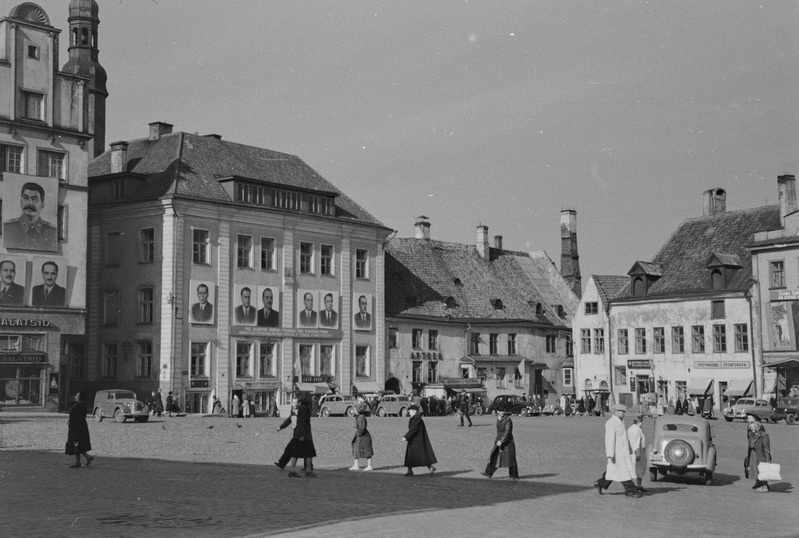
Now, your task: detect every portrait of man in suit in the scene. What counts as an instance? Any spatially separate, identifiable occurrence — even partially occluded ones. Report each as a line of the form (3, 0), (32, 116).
(298, 291), (317, 327)
(319, 292), (338, 328)
(0, 260), (25, 305)
(191, 283), (214, 323)
(257, 287), (280, 327)
(2, 181), (58, 252)
(234, 286), (256, 325)
(31, 260), (66, 307)
(354, 294), (372, 330)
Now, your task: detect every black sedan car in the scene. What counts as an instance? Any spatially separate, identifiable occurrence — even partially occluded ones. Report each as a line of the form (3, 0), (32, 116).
(487, 394), (538, 416)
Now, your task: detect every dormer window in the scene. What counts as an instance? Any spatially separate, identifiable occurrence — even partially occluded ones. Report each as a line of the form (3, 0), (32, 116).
(627, 261), (663, 298)
(445, 296), (456, 309)
(632, 277), (646, 297)
(452, 277), (463, 286)
(711, 269), (724, 290)
(536, 302), (543, 315)
(706, 253), (742, 291)
(490, 298), (503, 309)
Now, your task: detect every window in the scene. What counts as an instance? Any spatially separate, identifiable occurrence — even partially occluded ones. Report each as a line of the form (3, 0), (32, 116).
(136, 341), (152, 378)
(355, 346), (369, 377)
(299, 344), (313, 375)
(546, 335), (557, 353)
(565, 333), (573, 356)
(355, 249), (368, 279)
(388, 327), (398, 349)
(470, 333), (481, 355)
(37, 150), (65, 180)
(139, 228), (155, 263)
(428, 330), (438, 350)
(496, 367), (506, 389)
(105, 232), (121, 266)
(711, 269), (724, 290)
(102, 290), (119, 326)
(654, 327), (665, 353)
(770, 260), (785, 288)
(508, 334), (517, 355)
(711, 300), (725, 320)
(635, 328), (646, 354)
(102, 343), (117, 378)
(260, 237), (276, 271)
(299, 242), (313, 274)
(236, 342), (253, 377)
(320, 244), (334, 276)
(21, 91), (44, 120)
(594, 329), (605, 354)
(320, 345), (335, 377)
(614, 365), (627, 386)
(412, 329), (423, 349)
(585, 302), (598, 314)
(259, 342), (276, 377)
(735, 324), (749, 352)
(672, 326), (685, 353)
(27, 44), (39, 59)
(193, 229), (209, 265)
(581, 328), (591, 354)
(237, 235), (253, 269)
(618, 329), (629, 355)
(692, 325), (705, 353)
(1, 144), (24, 173)
(412, 361), (423, 383)
(427, 361), (438, 383)
(713, 325), (727, 353)
(191, 342), (208, 376)
(137, 287), (154, 324)
(489, 334), (499, 355)
(563, 367), (573, 387)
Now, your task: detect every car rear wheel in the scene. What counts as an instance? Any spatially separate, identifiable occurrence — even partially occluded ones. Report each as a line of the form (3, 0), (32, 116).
(664, 439), (695, 467)
(321, 407), (330, 417)
(786, 413), (796, 425)
(346, 407), (356, 417)
(398, 407), (407, 417)
(113, 408), (126, 423)
(377, 407), (386, 417)
(94, 408), (103, 422)
(724, 417), (734, 422)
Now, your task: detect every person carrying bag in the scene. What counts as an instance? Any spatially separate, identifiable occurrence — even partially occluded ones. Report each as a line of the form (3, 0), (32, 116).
(745, 413), (775, 492)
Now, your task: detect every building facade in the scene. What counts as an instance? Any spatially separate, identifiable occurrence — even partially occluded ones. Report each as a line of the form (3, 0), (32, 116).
(0, 1), (106, 410)
(87, 123), (390, 413)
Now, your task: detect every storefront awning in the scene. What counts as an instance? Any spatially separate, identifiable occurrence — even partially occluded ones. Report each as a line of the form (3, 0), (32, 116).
(764, 358), (799, 369)
(723, 379), (753, 398)
(686, 379), (714, 395)
(295, 383), (329, 394)
(352, 381), (382, 394)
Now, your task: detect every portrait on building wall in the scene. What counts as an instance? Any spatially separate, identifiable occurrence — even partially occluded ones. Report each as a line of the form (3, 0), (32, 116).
(256, 286), (280, 327)
(0, 255), (27, 306)
(297, 289), (318, 328)
(2, 173), (59, 252)
(31, 257), (67, 307)
(318, 291), (339, 329)
(190, 280), (215, 324)
(767, 301), (799, 351)
(233, 284), (257, 326)
(353, 293), (373, 331)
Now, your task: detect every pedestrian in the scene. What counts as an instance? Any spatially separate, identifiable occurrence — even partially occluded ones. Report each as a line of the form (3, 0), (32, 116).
(65, 391), (94, 468)
(212, 396), (222, 414)
(242, 394), (250, 418)
(587, 394), (596, 416)
(274, 397), (300, 470)
(231, 394), (240, 418)
(627, 415), (647, 492)
(745, 413), (772, 492)
(703, 394), (714, 419)
(153, 388), (164, 417)
(577, 397), (586, 416)
(420, 394), (429, 416)
(593, 404), (640, 497)
(349, 403), (374, 471)
(675, 395), (684, 415)
(288, 392), (317, 477)
(459, 392), (473, 427)
(402, 404), (437, 476)
(165, 391), (176, 416)
(429, 395), (438, 416)
(481, 408), (518, 479)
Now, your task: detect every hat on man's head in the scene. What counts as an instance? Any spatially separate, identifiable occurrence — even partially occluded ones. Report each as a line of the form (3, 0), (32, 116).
(409, 404), (420, 412)
(746, 412), (762, 422)
(612, 403), (628, 412)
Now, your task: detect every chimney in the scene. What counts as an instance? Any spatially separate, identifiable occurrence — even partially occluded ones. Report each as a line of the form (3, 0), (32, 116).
(414, 216), (431, 240)
(702, 188), (727, 216)
(110, 141), (129, 174)
(560, 209), (582, 298)
(149, 121), (173, 141)
(778, 174), (797, 226)
(476, 224), (489, 259)
(494, 235), (503, 250)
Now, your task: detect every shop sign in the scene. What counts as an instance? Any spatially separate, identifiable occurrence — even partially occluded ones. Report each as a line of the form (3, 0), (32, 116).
(0, 318), (51, 327)
(770, 289), (799, 301)
(0, 354), (46, 363)
(627, 360), (652, 369)
(694, 361), (750, 369)
(301, 375), (327, 383)
(442, 377), (483, 388)
(191, 379), (209, 388)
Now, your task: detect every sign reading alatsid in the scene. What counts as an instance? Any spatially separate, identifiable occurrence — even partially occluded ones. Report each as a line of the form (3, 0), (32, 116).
(0, 318), (51, 327)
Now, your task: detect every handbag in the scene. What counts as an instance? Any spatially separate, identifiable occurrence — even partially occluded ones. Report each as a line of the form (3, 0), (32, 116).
(757, 462), (781, 481)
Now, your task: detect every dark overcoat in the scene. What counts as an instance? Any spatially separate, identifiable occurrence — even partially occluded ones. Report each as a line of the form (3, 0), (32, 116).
(65, 401), (91, 454)
(403, 414), (437, 467)
(292, 403), (317, 458)
(746, 426), (772, 479)
(351, 413), (374, 458)
(493, 415), (517, 469)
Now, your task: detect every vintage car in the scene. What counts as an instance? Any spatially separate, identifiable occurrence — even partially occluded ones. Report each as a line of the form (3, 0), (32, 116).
(317, 394), (359, 417)
(487, 394), (538, 416)
(374, 394), (413, 417)
(722, 397), (772, 422)
(770, 397), (799, 425)
(648, 415), (716, 485)
(93, 389), (150, 423)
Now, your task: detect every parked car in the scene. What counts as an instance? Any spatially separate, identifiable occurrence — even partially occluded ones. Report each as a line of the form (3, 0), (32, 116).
(648, 415), (716, 485)
(722, 397), (772, 422)
(93, 389), (150, 423)
(374, 394), (413, 417)
(541, 404), (563, 416)
(487, 394), (537, 416)
(770, 397), (799, 425)
(318, 394), (359, 417)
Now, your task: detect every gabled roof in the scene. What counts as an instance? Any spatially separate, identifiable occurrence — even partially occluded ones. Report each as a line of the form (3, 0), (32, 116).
(615, 205), (781, 300)
(592, 275), (628, 306)
(385, 238), (577, 326)
(88, 131), (384, 227)
(706, 252), (742, 268)
(627, 261), (663, 277)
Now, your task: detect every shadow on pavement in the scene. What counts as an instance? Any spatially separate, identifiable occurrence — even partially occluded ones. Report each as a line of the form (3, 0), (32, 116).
(768, 481), (793, 494)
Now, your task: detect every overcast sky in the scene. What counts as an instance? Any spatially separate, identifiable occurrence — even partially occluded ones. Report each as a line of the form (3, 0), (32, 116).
(34, 0), (799, 276)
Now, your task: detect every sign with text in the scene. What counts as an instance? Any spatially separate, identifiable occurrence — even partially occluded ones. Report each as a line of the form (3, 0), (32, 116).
(694, 361), (750, 369)
(627, 360), (652, 369)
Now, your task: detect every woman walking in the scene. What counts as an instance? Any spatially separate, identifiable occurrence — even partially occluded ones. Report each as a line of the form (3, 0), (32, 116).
(402, 404), (437, 476)
(349, 403), (374, 471)
(627, 415), (646, 491)
(745, 413), (772, 492)
(289, 392), (317, 477)
(481, 408), (518, 479)
(66, 391), (94, 468)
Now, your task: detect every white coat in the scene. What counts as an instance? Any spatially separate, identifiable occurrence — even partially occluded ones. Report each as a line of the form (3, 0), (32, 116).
(627, 422), (646, 479)
(604, 414), (635, 481)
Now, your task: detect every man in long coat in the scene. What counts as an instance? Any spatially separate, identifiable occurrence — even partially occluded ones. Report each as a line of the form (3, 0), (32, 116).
(481, 409), (518, 478)
(402, 404), (437, 476)
(594, 403), (641, 497)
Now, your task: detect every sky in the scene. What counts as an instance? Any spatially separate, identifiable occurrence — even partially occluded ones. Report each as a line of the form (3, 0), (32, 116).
(32, 0), (799, 276)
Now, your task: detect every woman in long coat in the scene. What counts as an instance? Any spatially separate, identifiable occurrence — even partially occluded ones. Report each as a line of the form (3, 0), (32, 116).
(627, 415), (646, 491)
(289, 392), (317, 477)
(746, 413), (772, 492)
(481, 409), (518, 478)
(65, 391), (93, 468)
(349, 404), (374, 471)
(402, 404), (437, 476)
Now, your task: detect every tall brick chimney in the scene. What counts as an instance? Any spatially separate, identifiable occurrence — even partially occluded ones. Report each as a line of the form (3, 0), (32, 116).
(494, 235), (503, 250)
(149, 121), (173, 141)
(476, 224), (489, 259)
(560, 209), (581, 298)
(414, 216), (431, 240)
(778, 175), (797, 226)
(703, 188), (727, 216)
(110, 141), (129, 173)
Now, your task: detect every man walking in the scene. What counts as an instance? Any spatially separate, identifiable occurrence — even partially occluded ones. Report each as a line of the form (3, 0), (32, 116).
(594, 404), (641, 497)
(459, 392), (472, 427)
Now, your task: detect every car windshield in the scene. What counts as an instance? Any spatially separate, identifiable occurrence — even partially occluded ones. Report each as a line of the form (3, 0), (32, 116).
(111, 391), (136, 400)
(664, 423), (698, 432)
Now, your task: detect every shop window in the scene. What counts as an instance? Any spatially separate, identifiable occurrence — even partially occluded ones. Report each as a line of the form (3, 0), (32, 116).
(496, 367), (506, 389)
(236, 341), (253, 377)
(320, 345), (335, 377)
(412, 361), (423, 383)
(427, 361), (438, 383)
(299, 344), (314, 376)
(355, 346), (369, 378)
(259, 342), (276, 378)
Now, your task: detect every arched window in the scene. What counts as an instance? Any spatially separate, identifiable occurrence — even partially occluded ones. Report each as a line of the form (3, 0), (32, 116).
(536, 303), (543, 315)
(72, 28), (78, 46)
(81, 28), (89, 45)
(711, 269), (724, 290)
(632, 277), (645, 297)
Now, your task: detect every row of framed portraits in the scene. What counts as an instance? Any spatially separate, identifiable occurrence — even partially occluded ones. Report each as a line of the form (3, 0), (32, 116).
(189, 280), (373, 330)
(0, 255), (70, 307)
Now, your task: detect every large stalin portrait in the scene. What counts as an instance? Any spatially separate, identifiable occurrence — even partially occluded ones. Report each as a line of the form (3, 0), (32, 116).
(3, 182), (58, 252)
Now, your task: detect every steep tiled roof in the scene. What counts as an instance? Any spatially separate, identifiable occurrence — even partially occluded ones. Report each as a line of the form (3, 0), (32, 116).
(593, 275), (628, 306)
(385, 238), (575, 326)
(615, 205), (781, 300)
(88, 132), (384, 226)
